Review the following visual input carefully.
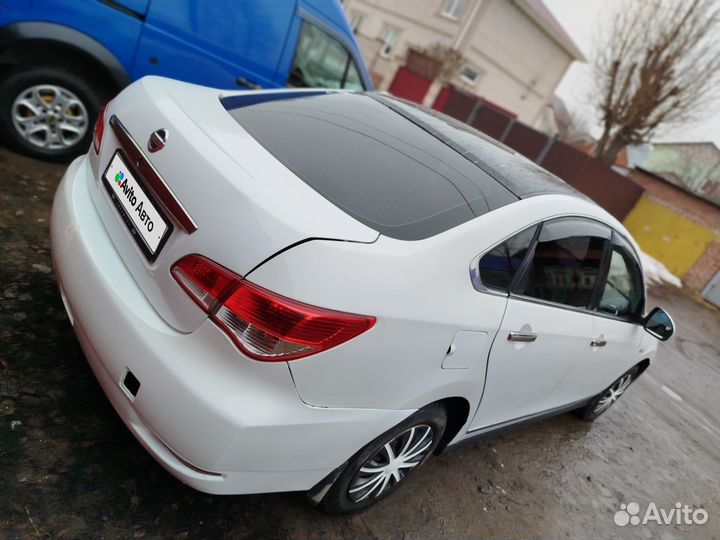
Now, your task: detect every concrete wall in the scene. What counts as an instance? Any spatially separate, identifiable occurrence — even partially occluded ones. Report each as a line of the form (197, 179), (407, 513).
(344, 0), (573, 123)
(463, 1), (572, 123)
(347, 0), (458, 87)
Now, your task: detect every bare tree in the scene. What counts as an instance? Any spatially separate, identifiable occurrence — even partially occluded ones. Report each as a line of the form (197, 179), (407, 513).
(421, 43), (465, 84)
(553, 105), (595, 146)
(592, 0), (720, 165)
(406, 43), (465, 83)
(557, 109), (595, 147)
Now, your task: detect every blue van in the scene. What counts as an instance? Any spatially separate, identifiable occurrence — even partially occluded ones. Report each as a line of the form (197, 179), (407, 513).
(0, 0), (372, 159)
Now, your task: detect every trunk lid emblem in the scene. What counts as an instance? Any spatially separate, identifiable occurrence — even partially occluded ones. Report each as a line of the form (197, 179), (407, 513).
(148, 128), (168, 152)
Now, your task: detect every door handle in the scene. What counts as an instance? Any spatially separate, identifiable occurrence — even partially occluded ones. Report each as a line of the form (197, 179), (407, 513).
(236, 76), (261, 90)
(590, 339), (607, 347)
(508, 332), (537, 342)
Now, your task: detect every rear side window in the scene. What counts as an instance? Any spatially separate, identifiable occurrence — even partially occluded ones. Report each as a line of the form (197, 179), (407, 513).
(474, 226), (537, 292)
(513, 218), (610, 308)
(289, 21), (365, 90)
(598, 236), (643, 318)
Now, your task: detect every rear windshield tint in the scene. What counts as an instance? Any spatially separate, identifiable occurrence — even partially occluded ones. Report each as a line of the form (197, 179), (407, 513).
(222, 92), (516, 240)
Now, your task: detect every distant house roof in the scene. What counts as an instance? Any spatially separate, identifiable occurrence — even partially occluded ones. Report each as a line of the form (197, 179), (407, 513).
(636, 142), (720, 206)
(515, 0), (586, 61)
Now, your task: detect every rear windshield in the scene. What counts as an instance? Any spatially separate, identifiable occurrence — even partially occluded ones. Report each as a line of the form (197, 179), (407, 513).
(222, 92), (517, 240)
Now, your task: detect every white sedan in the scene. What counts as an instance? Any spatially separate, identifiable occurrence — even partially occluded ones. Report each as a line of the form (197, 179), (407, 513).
(51, 77), (674, 513)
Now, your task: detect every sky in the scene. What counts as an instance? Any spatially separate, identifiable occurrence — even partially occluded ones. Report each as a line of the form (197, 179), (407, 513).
(544, 0), (720, 147)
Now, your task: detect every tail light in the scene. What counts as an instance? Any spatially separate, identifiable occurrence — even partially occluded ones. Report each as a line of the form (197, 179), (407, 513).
(93, 103), (109, 154)
(172, 255), (236, 311)
(171, 255), (375, 361)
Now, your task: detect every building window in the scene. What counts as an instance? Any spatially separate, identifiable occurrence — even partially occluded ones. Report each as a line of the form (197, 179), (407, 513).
(350, 11), (364, 33)
(460, 66), (480, 85)
(441, 0), (467, 19)
(380, 27), (399, 58)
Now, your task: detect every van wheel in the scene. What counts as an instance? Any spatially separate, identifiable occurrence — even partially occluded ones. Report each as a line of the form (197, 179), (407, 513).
(579, 366), (639, 422)
(0, 66), (103, 161)
(321, 404), (447, 514)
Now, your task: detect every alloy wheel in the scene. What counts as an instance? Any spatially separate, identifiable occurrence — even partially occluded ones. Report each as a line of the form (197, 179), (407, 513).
(11, 84), (89, 150)
(348, 424), (433, 502)
(594, 373), (633, 414)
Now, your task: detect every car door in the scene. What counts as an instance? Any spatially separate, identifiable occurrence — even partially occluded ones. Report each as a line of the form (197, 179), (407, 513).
(546, 232), (646, 407)
(111, 0), (150, 17)
(130, 0), (296, 89)
(468, 217), (611, 431)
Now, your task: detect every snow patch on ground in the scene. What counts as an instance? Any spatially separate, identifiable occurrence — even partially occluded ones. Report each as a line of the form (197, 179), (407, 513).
(640, 251), (683, 288)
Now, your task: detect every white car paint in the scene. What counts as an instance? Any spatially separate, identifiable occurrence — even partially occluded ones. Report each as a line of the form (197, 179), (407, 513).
(51, 155), (413, 494)
(51, 76), (662, 499)
(86, 78), (378, 333)
(249, 194), (656, 432)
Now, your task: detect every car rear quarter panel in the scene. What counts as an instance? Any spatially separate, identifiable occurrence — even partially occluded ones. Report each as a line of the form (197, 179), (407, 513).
(247, 195), (643, 415)
(51, 155), (413, 487)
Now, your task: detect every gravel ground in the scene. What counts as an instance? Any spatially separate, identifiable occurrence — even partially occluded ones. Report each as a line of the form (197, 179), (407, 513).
(1, 146), (719, 539)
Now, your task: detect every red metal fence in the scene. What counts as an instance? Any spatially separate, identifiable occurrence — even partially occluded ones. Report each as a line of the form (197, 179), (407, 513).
(385, 71), (644, 221)
(433, 86), (644, 221)
(387, 67), (433, 105)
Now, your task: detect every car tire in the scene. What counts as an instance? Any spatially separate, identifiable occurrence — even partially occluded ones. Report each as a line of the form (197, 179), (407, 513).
(0, 65), (104, 161)
(321, 403), (447, 514)
(579, 366), (639, 422)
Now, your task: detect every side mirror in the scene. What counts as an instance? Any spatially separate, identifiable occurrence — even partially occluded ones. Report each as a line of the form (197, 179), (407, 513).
(643, 307), (675, 341)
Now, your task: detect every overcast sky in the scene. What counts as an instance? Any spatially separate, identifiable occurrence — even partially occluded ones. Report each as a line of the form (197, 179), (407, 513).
(544, 0), (720, 147)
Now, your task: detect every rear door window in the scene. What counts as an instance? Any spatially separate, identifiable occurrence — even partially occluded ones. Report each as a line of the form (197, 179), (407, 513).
(473, 225), (537, 292)
(512, 218), (611, 309)
(289, 21), (365, 90)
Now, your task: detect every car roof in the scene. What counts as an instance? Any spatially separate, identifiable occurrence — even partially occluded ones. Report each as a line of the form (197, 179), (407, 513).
(221, 91), (584, 240)
(375, 95), (585, 201)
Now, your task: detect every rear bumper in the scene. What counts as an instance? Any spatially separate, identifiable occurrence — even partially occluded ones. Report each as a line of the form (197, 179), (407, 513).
(50, 155), (413, 495)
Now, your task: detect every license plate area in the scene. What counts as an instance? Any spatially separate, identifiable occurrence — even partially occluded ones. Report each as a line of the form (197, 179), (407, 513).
(102, 150), (173, 262)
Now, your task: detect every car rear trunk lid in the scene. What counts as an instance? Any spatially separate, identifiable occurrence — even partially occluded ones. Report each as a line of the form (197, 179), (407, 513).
(88, 77), (378, 333)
